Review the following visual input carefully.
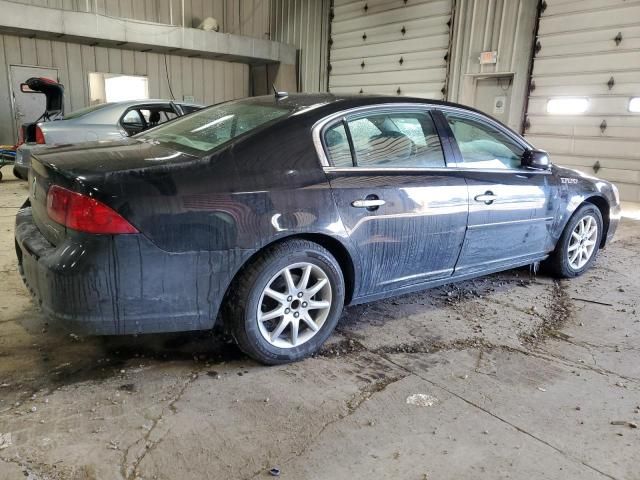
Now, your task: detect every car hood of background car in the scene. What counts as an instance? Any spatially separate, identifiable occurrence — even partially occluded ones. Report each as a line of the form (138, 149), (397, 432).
(31, 139), (198, 176)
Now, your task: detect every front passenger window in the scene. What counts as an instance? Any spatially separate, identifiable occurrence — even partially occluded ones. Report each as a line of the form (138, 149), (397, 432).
(444, 112), (524, 169)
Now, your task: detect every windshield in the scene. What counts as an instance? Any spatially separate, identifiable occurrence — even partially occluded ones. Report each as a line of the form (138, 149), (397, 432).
(137, 100), (291, 154)
(63, 103), (112, 120)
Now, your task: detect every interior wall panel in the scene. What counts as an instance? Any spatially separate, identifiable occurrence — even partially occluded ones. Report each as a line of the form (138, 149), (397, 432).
(0, 31), (250, 144)
(270, 0), (330, 92)
(3, 0), (269, 37)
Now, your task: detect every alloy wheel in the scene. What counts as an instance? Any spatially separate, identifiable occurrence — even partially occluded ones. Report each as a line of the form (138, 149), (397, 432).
(257, 262), (333, 349)
(567, 215), (598, 270)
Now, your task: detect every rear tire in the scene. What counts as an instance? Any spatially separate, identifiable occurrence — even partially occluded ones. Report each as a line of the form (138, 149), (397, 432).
(225, 239), (345, 365)
(545, 204), (603, 278)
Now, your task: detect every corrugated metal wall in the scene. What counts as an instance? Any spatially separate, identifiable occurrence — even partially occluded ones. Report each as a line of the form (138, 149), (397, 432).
(447, 0), (538, 130)
(8, 0), (270, 37)
(269, 0), (330, 92)
(0, 0), (272, 144)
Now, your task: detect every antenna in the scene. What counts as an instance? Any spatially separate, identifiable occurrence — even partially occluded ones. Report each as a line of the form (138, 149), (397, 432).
(272, 83), (288, 99)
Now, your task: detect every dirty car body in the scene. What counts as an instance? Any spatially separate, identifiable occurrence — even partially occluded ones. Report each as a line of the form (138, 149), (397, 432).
(15, 94), (620, 340)
(14, 100), (203, 180)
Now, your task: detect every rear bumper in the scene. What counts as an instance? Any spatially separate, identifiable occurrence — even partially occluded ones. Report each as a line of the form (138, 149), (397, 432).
(13, 164), (28, 180)
(15, 205), (253, 335)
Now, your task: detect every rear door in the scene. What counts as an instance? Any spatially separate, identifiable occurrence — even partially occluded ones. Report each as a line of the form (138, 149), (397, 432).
(318, 105), (468, 298)
(436, 108), (557, 276)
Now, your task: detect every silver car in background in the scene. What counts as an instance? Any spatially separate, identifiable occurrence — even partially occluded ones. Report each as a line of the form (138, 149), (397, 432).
(14, 99), (203, 180)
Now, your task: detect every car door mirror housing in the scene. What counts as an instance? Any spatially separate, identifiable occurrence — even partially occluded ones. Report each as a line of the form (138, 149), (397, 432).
(522, 149), (551, 170)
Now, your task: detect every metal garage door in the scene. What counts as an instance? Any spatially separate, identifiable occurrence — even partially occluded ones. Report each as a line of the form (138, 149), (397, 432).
(524, 0), (640, 202)
(328, 0), (453, 99)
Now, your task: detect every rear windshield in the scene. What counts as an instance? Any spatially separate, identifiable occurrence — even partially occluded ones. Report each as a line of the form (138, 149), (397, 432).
(136, 100), (290, 154)
(63, 103), (112, 120)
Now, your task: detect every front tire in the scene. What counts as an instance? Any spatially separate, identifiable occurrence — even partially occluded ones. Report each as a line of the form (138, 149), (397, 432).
(545, 204), (603, 278)
(225, 239), (345, 365)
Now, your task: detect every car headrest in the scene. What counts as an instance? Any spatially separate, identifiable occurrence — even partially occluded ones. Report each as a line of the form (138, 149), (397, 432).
(149, 111), (161, 123)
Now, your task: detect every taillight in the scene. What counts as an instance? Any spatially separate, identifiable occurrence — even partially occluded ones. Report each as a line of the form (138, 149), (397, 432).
(46, 185), (138, 234)
(17, 127), (24, 146)
(35, 126), (45, 144)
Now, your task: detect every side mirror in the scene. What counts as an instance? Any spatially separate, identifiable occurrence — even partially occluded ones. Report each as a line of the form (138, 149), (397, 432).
(522, 149), (550, 170)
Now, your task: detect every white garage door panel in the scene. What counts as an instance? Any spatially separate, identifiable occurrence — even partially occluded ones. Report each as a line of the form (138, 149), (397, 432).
(331, 68), (446, 88)
(330, 34), (450, 61)
(544, 0), (632, 16)
(525, 1), (640, 201)
(329, 0), (452, 98)
(540, 37), (640, 58)
(533, 71), (640, 88)
(334, 0), (444, 18)
(526, 135), (640, 160)
(533, 51), (640, 76)
(332, 17), (449, 49)
(548, 155), (640, 173)
(530, 82), (640, 98)
(539, 4), (640, 35)
(331, 50), (445, 76)
(527, 97), (637, 116)
(332, 0), (451, 33)
(528, 122), (640, 139)
(330, 82), (444, 98)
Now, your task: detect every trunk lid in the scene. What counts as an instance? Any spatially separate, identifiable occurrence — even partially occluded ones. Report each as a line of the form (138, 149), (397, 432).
(19, 77), (64, 142)
(29, 139), (197, 245)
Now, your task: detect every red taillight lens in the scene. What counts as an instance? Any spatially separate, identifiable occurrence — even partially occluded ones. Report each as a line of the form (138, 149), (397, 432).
(35, 126), (45, 144)
(46, 185), (138, 234)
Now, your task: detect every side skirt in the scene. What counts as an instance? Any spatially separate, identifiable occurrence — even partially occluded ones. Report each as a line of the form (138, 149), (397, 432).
(348, 254), (549, 306)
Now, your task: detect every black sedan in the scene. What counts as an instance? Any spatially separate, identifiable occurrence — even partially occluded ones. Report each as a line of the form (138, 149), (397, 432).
(15, 94), (621, 364)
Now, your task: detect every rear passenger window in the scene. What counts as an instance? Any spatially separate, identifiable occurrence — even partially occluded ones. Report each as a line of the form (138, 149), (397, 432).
(324, 122), (353, 167)
(347, 111), (445, 168)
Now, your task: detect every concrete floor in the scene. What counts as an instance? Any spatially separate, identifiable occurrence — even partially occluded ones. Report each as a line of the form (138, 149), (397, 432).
(0, 170), (639, 480)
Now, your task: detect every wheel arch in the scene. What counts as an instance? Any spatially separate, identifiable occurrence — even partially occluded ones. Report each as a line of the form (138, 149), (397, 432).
(582, 195), (610, 247)
(217, 233), (357, 329)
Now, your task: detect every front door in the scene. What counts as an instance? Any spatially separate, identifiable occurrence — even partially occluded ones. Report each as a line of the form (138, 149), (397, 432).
(320, 106), (468, 298)
(10, 65), (59, 140)
(436, 109), (556, 276)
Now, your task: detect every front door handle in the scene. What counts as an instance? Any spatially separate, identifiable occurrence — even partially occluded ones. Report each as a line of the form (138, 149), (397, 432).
(474, 191), (497, 205)
(352, 197), (385, 210)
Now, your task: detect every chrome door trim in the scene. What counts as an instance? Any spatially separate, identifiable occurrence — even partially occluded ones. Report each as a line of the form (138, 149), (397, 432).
(322, 166), (552, 175)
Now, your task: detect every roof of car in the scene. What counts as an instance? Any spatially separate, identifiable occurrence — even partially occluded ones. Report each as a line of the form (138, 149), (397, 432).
(108, 99), (205, 108)
(238, 92), (480, 116)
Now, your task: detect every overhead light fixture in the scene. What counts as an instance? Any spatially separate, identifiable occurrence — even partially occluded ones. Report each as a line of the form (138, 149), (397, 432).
(629, 97), (640, 113)
(546, 98), (589, 115)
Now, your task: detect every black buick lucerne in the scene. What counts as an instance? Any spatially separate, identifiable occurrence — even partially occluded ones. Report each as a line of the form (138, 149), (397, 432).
(15, 93), (621, 364)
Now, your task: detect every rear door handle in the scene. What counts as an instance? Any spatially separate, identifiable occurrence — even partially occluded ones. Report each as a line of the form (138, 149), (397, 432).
(474, 191), (497, 204)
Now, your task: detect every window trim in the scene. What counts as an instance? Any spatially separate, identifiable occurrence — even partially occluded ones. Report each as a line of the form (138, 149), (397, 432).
(118, 103), (173, 131)
(314, 104), (450, 170)
(434, 106), (551, 174)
